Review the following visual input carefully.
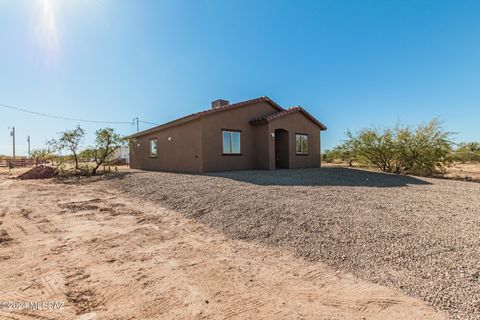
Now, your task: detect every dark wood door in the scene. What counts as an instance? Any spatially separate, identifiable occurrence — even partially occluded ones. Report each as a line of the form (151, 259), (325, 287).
(275, 129), (289, 169)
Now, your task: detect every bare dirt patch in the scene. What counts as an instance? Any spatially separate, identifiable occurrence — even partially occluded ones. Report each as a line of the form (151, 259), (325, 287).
(443, 162), (480, 181)
(106, 168), (480, 319)
(0, 175), (443, 319)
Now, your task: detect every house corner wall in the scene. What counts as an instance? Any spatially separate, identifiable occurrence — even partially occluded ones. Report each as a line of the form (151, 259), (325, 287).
(200, 101), (281, 172)
(319, 130), (322, 167)
(267, 112), (321, 169)
(129, 119), (203, 173)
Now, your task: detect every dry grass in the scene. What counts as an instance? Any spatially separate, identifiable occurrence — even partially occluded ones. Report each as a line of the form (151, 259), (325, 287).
(107, 167), (480, 320)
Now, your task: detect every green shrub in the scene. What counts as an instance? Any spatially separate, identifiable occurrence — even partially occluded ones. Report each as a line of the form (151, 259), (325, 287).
(335, 119), (453, 175)
(454, 142), (480, 163)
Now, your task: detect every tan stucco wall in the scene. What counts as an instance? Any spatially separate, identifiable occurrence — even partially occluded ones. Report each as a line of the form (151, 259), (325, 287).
(267, 112), (321, 169)
(201, 101), (279, 172)
(129, 102), (323, 173)
(129, 119), (203, 172)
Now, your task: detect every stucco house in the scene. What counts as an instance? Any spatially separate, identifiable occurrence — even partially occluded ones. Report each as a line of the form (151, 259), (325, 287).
(129, 96), (327, 173)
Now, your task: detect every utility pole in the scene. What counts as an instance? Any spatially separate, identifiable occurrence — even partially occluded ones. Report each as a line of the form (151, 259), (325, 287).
(27, 135), (31, 158)
(133, 117), (139, 132)
(10, 126), (15, 159)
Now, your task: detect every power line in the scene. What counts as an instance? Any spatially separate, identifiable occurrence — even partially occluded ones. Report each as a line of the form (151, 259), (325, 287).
(0, 102), (133, 125)
(138, 120), (159, 125)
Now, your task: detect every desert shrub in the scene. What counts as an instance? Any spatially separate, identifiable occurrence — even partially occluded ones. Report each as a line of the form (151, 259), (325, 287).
(454, 142), (480, 163)
(88, 128), (124, 175)
(46, 126), (124, 175)
(79, 148), (96, 162)
(322, 150), (334, 163)
(323, 143), (357, 166)
(50, 125), (85, 171)
(336, 119), (453, 175)
(30, 148), (53, 166)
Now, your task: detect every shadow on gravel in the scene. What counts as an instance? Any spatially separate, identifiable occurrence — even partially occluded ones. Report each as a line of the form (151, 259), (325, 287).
(207, 167), (431, 187)
(104, 167), (431, 188)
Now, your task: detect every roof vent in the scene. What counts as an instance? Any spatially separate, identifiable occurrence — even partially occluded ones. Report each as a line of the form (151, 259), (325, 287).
(211, 99), (229, 109)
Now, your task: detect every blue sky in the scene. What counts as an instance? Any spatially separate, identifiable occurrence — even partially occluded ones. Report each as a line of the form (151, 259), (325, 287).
(1, 0), (479, 156)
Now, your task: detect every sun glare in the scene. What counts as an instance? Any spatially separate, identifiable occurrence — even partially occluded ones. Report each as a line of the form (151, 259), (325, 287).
(30, 0), (102, 63)
(34, 0), (59, 61)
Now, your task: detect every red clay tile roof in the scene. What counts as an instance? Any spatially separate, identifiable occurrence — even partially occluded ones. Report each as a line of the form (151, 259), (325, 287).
(129, 96), (284, 138)
(249, 106), (327, 130)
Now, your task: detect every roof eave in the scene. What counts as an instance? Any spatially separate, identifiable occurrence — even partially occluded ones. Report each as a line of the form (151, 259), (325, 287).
(127, 96), (284, 139)
(127, 115), (201, 139)
(251, 107), (327, 131)
(294, 107), (327, 130)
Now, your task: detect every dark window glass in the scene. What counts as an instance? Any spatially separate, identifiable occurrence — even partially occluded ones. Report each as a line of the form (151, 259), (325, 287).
(295, 134), (308, 154)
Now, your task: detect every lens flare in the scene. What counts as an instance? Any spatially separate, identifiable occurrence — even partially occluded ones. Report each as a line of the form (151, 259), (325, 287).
(34, 0), (59, 61)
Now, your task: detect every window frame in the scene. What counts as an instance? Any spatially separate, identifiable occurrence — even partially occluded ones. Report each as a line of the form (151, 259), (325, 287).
(221, 129), (242, 156)
(295, 133), (309, 155)
(149, 138), (158, 158)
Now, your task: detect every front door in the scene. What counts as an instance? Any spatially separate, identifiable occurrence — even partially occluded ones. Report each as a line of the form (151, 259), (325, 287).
(275, 129), (289, 169)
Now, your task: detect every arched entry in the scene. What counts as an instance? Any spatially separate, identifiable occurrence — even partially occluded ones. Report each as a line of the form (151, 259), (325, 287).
(275, 129), (289, 169)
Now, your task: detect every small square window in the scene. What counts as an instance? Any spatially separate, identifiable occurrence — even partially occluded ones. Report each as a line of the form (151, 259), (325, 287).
(295, 134), (309, 155)
(150, 138), (158, 157)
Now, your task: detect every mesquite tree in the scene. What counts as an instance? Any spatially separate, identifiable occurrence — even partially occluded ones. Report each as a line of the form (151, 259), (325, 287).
(337, 119), (453, 175)
(30, 148), (53, 167)
(454, 142), (480, 163)
(53, 125), (85, 170)
(90, 128), (124, 175)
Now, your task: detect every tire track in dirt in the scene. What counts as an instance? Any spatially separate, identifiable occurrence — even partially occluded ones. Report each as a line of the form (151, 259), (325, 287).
(3, 211), (40, 262)
(0, 180), (76, 320)
(3, 205), (47, 285)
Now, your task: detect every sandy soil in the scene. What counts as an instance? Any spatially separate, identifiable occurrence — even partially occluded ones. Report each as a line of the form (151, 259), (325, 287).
(0, 176), (444, 319)
(444, 162), (480, 181)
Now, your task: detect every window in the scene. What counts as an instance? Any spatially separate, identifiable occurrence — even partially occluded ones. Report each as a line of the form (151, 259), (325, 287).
(150, 138), (158, 157)
(222, 130), (241, 155)
(296, 134), (309, 155)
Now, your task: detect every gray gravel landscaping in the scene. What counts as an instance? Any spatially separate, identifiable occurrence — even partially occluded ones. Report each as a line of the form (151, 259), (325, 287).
(107, 167), (480, 319)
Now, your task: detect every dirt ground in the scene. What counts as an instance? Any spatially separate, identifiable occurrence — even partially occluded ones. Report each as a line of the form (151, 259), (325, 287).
(0, 175), (444, 319)
(443, 162), (480, 181)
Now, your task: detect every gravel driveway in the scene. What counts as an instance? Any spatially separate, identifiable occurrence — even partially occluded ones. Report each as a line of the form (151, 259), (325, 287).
(107, 167), (480, 319)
